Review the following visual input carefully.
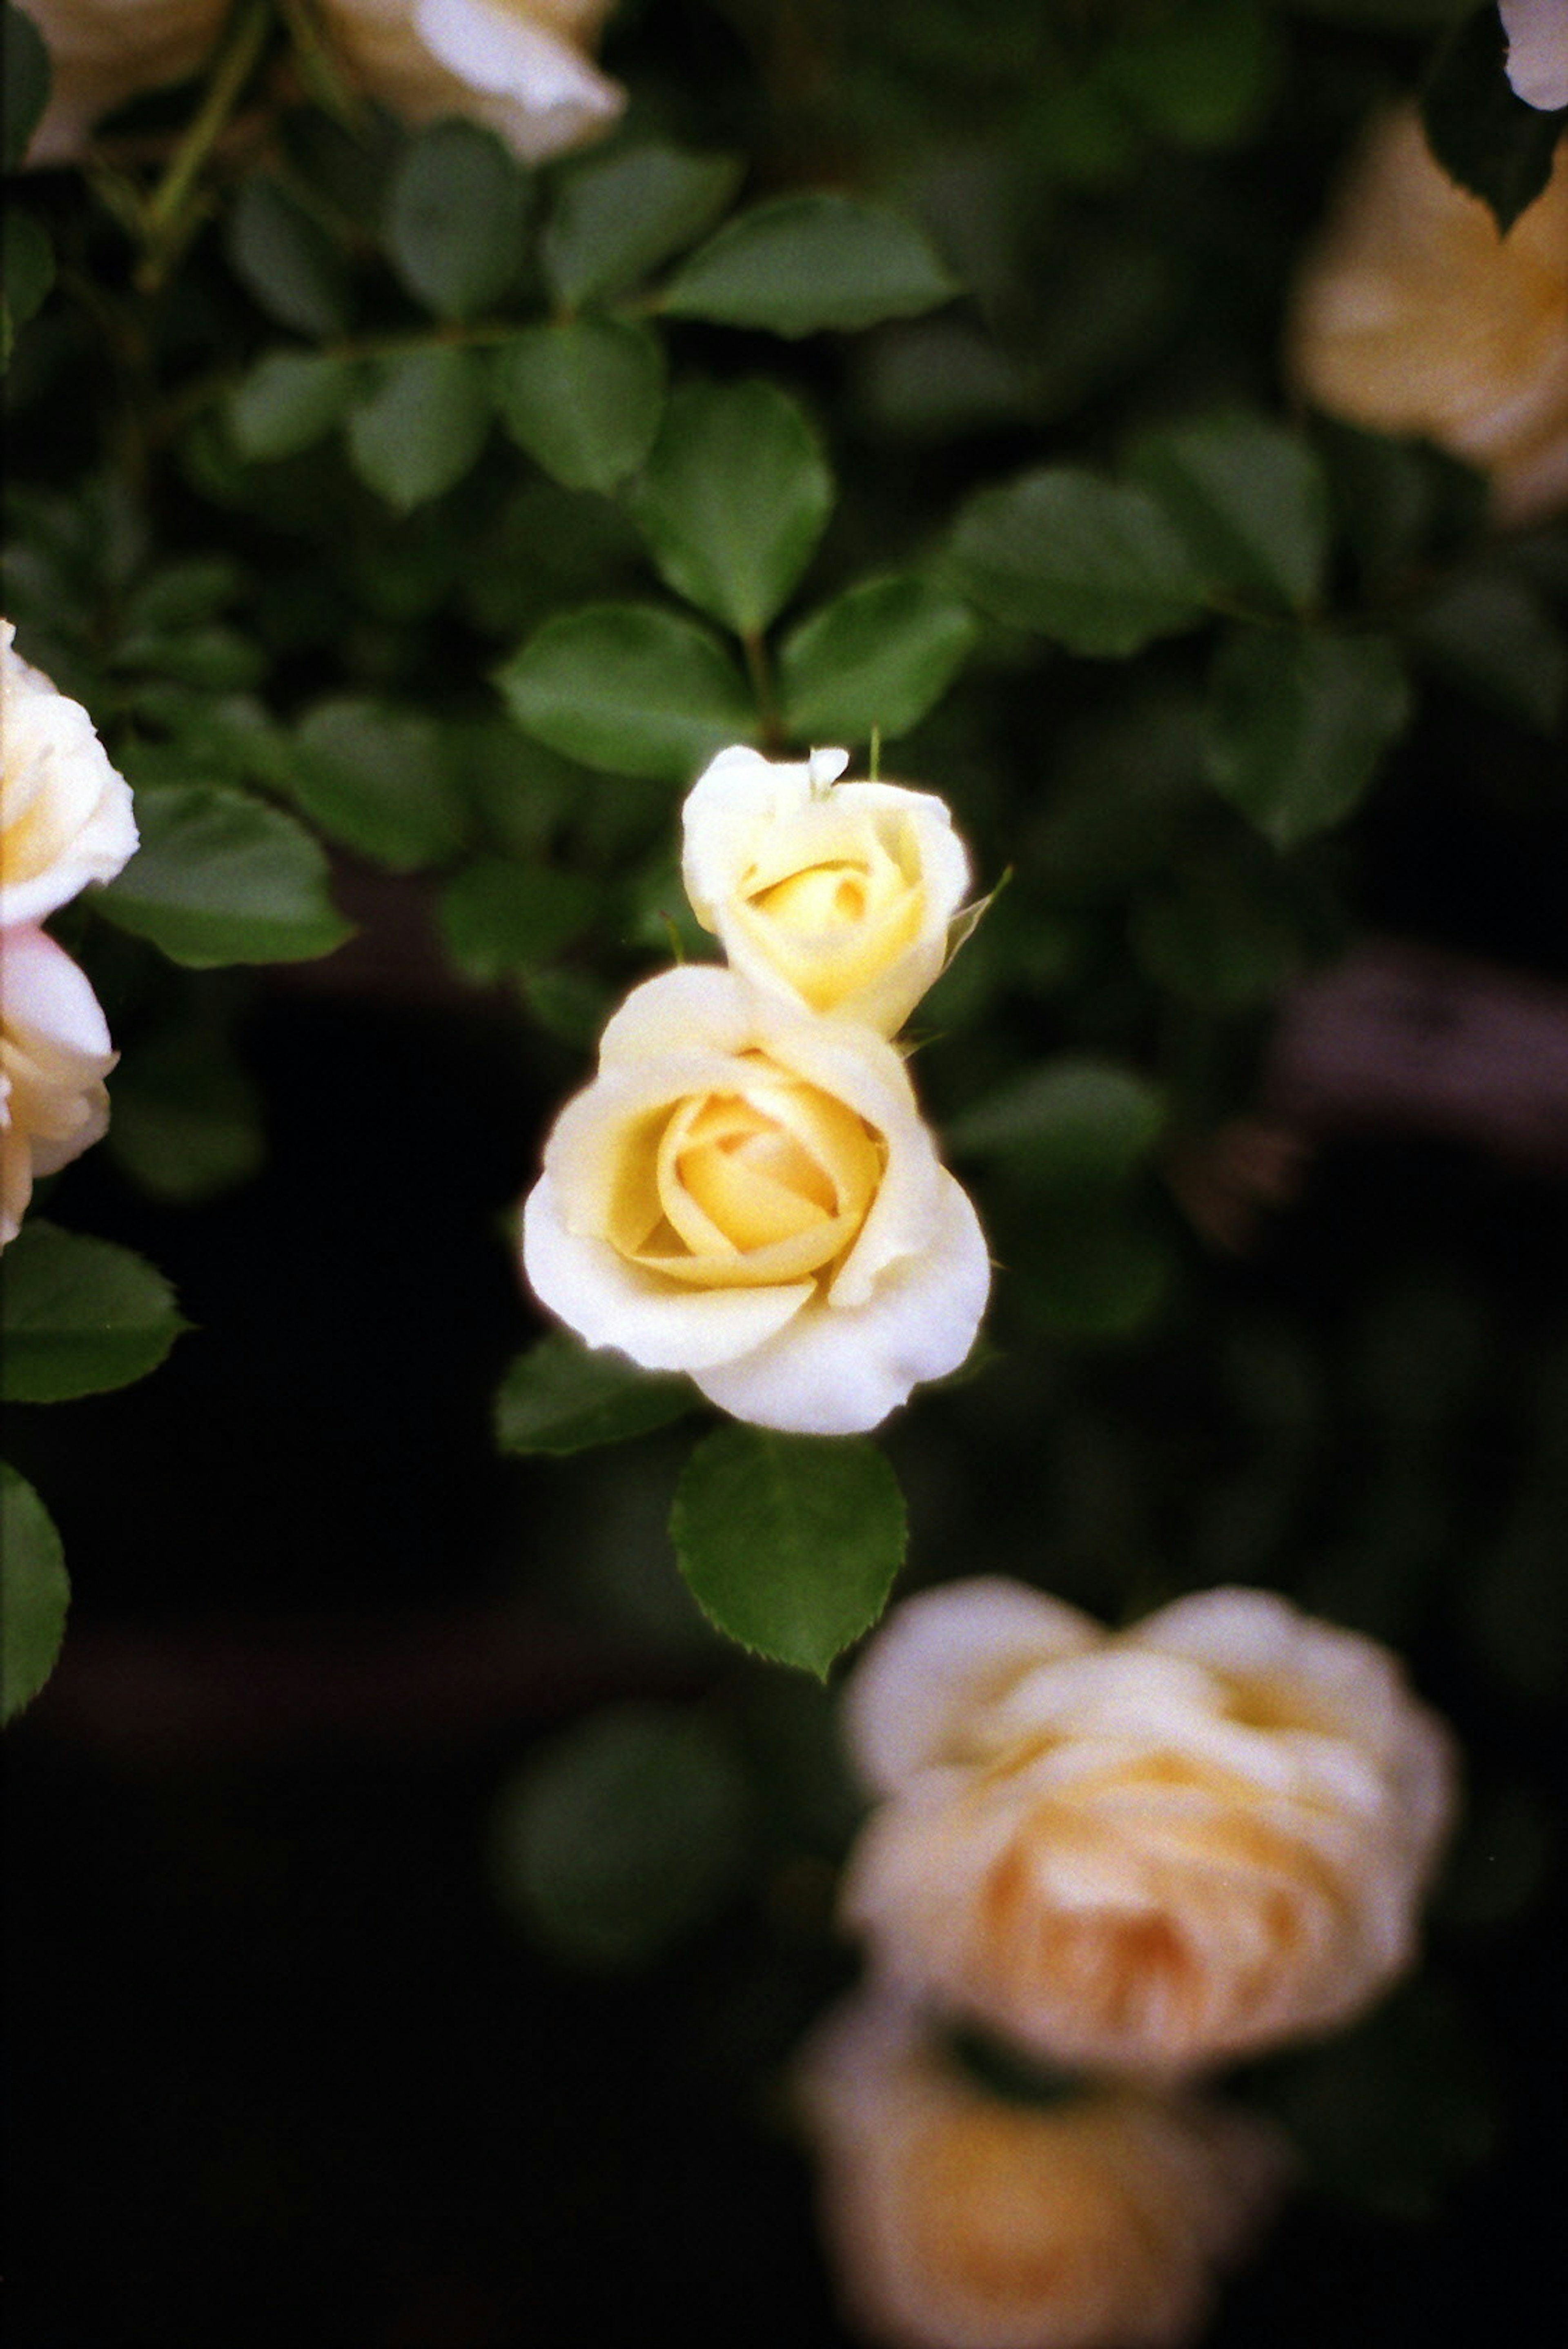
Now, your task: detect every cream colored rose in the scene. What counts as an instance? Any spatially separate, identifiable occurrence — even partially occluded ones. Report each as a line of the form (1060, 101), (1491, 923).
(1501, 0), (1568, 112)
(681, 746), (973, 1038)
(23, 0), (622, 169)
(1286, 108), (1568, 526)
(1, 924), (117, 1248)
(520, 965), (990, 1435)
(1, 621), (138, 928)
(840, 1580), (1455, 2077)
(797, 1990), (1285, 2349)
(321, 0), (623, 164)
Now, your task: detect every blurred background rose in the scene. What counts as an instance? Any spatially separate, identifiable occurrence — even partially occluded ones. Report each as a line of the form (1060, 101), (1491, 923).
(797, 1990), (1285, 2349)
(1287, 109), (1568, 528)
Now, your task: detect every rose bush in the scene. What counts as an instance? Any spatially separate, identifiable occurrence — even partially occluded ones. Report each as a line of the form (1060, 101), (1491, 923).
(0, 924), (117, 1248)
(680, 746), (973, 1037)
(0, 621), (138, 928)
(797, 1989), (1284, 2349)
(839, 1580), (1455, 2077)
(22, 0), (623, 167)
(520, 964), (989, 1435)
(1286, 108), (1568, 527)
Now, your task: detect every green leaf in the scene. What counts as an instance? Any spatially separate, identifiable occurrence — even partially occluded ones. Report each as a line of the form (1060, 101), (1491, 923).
(293, 697), (467, 870)
(385, 120), (533, 319)
(1100, 0), (1281, 151)
(661, 193), (958, 337)
(1404, 570), (1567, 734)
(227, 351), (359, 462)
(1129, 861), (1304, 1007)
(494, 318), (664, 493)
(107, 1022), (265, 1206)
(542, 141), (743, 307)
(0, 1223), (187, 1403)
(489, 1703), (748, 1970)
(628, 380), (833, 635)
(1205, 625), (1412, 846)
(670, 1426), (906, 1675)
(2, 1), (51, 172)
(438, 857), (597, 982)
(96, 783), (353, 966)
(1421, 2), (1567, 233)
(1127, 409), (1329, 615)
(227, 176), (351, 339)
(0, 1465), (68, 1723)
(496, 603), (757, 781)
(1012, 1201), (1172, 1339)
(346, 347), (492, 512)
(947, 1056), (1166, 1179)
(494, 1332), (694, 1455)
(3, 209), (53, 332)
(780, 574), (979, 744)
(949, 468), (1209, 655)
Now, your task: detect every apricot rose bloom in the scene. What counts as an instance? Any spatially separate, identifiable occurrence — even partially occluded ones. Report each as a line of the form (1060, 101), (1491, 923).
(1286, 108), (1568, 527)
(22, 0), (623, 168)
(1, 924), (117, 1248)
(681, 746), (973, 1037)
(520, 966), (989, 1435)
(1, 621), (139, 929)
(839, 1580), (1454, 2077)
(797, 1991), (1284, 2349)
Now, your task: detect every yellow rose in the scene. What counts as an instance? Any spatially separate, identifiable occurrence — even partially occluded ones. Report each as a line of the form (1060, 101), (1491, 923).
(1286, 108), (1568, 527)
(520, 965), (990, 1434)
(681, 746), (973, 1037)
(797, 1990), (1285, 2349)
(840, 1580), (1454, 2077)
(22, 0), (622, 169)
(1, 924), (116, 1248)
(1, 621), (138, 929)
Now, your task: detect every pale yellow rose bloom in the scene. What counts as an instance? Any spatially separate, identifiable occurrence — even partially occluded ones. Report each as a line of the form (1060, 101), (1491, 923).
(1286, 108), (1568, 527)
(520, 965), (989, 1434)
(681, 746), (973, 1038)
(1, 620), (138, 929)
(0, 924), (117, 1247)
(797, 1990), (1285, 2349)
(840, 1580), (1455, 2077)
(22, 0), (622, 168)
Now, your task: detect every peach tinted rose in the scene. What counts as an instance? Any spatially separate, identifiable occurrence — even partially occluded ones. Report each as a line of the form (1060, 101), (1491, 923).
(1, 621), (138, 927)
(797, 1990), (1285, 2349)
(1287, 108), (1568, 526)
(840, 1580), (1454, 2076)
(1, 924), (117, 1247)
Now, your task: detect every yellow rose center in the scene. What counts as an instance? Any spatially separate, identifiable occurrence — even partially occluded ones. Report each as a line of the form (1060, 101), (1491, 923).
(607, 1053), (884, 1289)
(737, 824), (925, 1012)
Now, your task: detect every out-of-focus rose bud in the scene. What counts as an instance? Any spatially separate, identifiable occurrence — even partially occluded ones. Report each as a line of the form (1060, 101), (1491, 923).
(1285, 107), (1568, 527)
(681, 746), (973, 1038)
(20, 0), (223, 166)
(23, 0), (623, 169)
(1, 620), (138, 929)
(0, 924), (117, 1248)
(840, 1579), (1455, 2077)
(1501, 0), (1568, 112)
(521, 964), (990, 1435)
(797, 1989), (1285, 2349)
